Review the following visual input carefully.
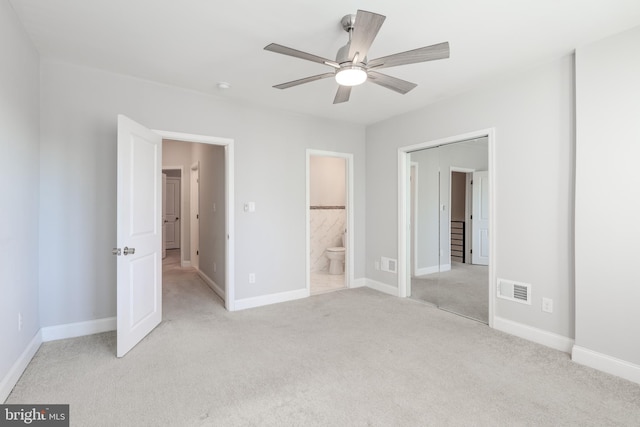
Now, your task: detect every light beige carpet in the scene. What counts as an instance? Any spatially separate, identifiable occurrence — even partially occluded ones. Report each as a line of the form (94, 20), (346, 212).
(6, 254), (640, 426)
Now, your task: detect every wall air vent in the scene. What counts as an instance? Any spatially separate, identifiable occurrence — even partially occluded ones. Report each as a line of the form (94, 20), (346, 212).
(381, 257), (397, 274)
(497, 279), (531, 305)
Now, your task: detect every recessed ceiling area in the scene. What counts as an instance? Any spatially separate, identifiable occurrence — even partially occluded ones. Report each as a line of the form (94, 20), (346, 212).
(9, 0), (640, 125)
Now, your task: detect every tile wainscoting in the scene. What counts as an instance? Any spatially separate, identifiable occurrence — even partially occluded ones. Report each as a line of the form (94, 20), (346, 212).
(310, 206), (345, 272)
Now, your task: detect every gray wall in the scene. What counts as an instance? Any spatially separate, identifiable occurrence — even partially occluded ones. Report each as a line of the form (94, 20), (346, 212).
(194, 142), (226, 290)
(575, 26), (640, 365)
(0, 0), (40, 393)
(38, 59), (366, 326)
(366, 54), (575, 338)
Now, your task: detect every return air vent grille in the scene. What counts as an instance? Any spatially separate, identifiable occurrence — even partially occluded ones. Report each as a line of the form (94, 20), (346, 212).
(513, 284), (528, 301)
(497, 279), (531, 305)
(381, 257), (397, 274)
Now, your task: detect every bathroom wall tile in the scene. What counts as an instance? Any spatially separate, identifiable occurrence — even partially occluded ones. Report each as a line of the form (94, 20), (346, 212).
(310, 209), (345, 272)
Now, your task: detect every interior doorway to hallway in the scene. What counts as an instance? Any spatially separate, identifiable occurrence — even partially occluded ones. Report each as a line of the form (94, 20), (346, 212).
(162, 138), (229, 307)
(116, 116), (235, 357)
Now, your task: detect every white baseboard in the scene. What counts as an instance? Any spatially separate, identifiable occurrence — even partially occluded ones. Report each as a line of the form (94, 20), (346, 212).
(493, 316), (574, 353)
(234, 288), (309, 311)
(181, 260), (192, 268)
(1, 332), (42, 403)
(415, 264), (451, 276)
(572, 345), (640, 385)
(41, 317), (116, 342)
(365, 279), (399, 297)
(415, 265), (439, 276)
(350, 278), (367, 288)
(197, 269), (225, 300)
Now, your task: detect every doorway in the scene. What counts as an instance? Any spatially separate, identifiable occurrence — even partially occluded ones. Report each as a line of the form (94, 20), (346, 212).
(398, 129), (496, 326)
(306, 150), (354, 295)
(162, 139), (229, 306)
(162, 169), (182, 255)
(116, 116), (235, 357)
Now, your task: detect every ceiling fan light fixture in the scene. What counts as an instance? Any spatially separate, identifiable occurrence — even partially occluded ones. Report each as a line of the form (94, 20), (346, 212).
(335, 67), (367, 86)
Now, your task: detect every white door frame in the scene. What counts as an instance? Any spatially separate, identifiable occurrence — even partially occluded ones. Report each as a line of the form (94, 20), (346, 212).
(306, 149), (355, 295)
(190, 162), (200, 271)
(410, 161), (419, 281)
(155, 130), (236, 312)
(162, 166), (184, 258)
(397, 129), (496, 327)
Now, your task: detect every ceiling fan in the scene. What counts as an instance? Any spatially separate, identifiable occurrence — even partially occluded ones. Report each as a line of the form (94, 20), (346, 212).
(264, 9), (450, 104)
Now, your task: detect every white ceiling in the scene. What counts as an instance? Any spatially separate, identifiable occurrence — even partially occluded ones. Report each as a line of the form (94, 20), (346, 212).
(9, 0), (640, 125)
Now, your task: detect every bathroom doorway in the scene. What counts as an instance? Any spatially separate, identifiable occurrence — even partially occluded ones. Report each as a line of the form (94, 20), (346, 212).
(306, 150), (354, 295)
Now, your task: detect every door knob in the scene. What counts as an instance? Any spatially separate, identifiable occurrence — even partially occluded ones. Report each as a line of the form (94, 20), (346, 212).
(123, 247), (136, 256)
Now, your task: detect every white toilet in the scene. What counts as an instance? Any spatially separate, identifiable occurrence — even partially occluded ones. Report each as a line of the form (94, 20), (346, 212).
(326, 233), (346, 275)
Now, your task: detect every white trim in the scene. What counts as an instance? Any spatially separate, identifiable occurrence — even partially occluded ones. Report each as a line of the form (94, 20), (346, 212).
(155, 130), (233, 146)
(494, 316), (574, 353)
(415, 265), (439, 276)
(351, 278), (367, 288)
(572, 345), (640, 385)
(410, 162), (419, 278)
(197, 269), (225, 300)
(181, 260), (192, 268)
(154, 129), (235, 312)
(398, 128), (496, 327)
(41, 317), (116, 342)
(225, 143), (235, 311)
(398, 149), (409, 298)
(190, 161), (200, 271)
(0, 332), (42, 403)
(415, 264), (451, 276)
(365, 279), (399, 296)
(234, 288), (309, 311)
(306, 150), (355, 296)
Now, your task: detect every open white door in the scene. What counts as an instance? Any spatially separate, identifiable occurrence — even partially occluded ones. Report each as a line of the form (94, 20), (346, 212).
(472, 171), (489, 265)
(116, 115), (162, 357)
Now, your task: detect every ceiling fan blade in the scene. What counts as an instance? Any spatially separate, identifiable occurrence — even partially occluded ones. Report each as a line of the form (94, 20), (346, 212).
(367, 42), (450, 70)
(367, 71), (417, 94)
(273, 72), (335, 89)
(348, 10), (386, 62)
(333, 85), (352, 104)
(264, 43), (340, 68)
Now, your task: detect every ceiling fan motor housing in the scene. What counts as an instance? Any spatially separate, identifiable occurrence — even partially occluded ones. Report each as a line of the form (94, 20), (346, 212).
(336, 42), (367, 66)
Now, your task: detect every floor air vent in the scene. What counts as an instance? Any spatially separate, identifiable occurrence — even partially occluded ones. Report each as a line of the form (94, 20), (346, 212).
(497, 279), (531, 305)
